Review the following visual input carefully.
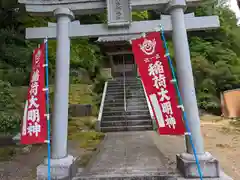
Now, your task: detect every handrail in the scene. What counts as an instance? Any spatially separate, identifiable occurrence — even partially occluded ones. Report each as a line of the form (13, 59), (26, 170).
(141, 79), (154, 120)
(97, 81), (108, 122)
(123, 57), (127, 112)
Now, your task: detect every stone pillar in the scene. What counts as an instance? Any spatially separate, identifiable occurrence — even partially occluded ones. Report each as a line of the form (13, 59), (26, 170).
(37, 8), (78, 180)
(52, 7), (74, 159)
(167, 0), (220, 178)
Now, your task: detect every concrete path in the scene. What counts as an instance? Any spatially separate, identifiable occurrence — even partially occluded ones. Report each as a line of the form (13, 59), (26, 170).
(75, 131), (233, 180)
(78, 131), (176, 179)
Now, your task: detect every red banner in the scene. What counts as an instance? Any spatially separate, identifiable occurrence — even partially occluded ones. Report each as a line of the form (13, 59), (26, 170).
(21, 43), (47, 144)
(131, 32), (185, 135)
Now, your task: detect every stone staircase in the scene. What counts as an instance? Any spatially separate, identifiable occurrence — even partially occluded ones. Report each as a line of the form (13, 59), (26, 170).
(72, 78), (176, 180)
(100, 77), (153, 132)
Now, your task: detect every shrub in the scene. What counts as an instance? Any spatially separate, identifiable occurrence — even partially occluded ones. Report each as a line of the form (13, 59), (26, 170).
(0, 80), (21, 134)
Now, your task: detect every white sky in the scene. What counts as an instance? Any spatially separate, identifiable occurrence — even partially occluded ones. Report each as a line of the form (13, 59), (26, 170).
(229, 0), (240, 18)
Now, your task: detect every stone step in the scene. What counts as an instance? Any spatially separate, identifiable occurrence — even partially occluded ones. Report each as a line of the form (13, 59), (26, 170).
(103, 110), (150, 116)
(106, 89), (124, 94)
(108, 80), (142, 83)
(109, 78), (140, 80)
(108, 84), (143, 87)
(105, 95), (124, 100)
(104, 98), (146, 104)
(103, 105), (149, 112)
(105, 92), (125, 96)
(125, 98), (147, 103)
(105, 94), (145, 99)
(126, 95), (146, 99)
(106, 89), (143, 94)
(106, 91), (145, 96)
(108, 80), (141, 83)
(73, 175), (177, 180)
(101, 120), (152, 127)
(126, 86), (144, 90)
(108, 82), (142, 85)
(108, 81), (142, 85)
(104, 99), (124, 104)
(126, 90), (145, 94)
(107, 87), (124, 91)
(104, 101), (147, 107)
(103, 102), (124, 107)
(126, 87), (144, 91)
(105, 91), (125, 95)
(100, 125), (153, 132)
(126, 106), (148, 111)
(107, 86), (143, 90)
(105, 93), (146, 98)
(107, 84), (123, 87)
(102, 114), (151, 121)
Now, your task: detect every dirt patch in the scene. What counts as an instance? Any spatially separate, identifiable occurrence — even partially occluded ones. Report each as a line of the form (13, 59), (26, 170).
(0, 144), (46, 180)
(201, 115), (240, 180)
(151, 115), (240, 180)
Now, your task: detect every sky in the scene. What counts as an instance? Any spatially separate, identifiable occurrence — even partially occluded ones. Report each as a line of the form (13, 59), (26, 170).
(229, 0), (240, 20)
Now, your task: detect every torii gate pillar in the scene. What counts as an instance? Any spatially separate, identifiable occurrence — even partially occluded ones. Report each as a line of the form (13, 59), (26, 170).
(52, 7), (74, 160)
(37, 8), (77, 180)
(169, 0), (205, 155)
(168, 0), (220, 178)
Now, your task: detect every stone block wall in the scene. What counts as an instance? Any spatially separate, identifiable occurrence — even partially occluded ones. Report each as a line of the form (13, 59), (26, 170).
(69, 104), (92, 117)
(100, 68), (112, 79)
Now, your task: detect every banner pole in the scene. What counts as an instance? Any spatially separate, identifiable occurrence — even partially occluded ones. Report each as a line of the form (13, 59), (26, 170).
(44, 37), (51, 180)
(158, 25), (203, 180)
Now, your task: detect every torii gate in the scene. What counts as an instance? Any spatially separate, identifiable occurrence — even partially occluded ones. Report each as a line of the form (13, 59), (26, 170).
(19, 0), (221, 179)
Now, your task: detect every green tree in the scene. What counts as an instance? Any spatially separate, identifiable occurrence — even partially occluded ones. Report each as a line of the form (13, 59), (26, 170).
(189, 2), (240, 113)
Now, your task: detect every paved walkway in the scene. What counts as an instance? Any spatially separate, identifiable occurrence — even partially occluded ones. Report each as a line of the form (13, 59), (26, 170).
(79, 131), (176, 178)
(76, 131), (233, 180)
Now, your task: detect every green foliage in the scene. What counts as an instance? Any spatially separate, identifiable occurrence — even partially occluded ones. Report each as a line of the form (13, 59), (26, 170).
(0, 28), (34, 86)
(93, 76), (107, 93)
(70, 38), (103, 78)
(92, 76), (107, 108)
(68, 117), (105, 149)
(0, 80), (21, 134)
(0, 1), (104, 86)
(132, 11), (149, 21)
(189, 2), (240, 113)
(0, 1), (104, 135)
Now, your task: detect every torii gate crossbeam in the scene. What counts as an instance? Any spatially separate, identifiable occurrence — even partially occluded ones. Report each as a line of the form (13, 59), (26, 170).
(19, 0), (200, 15)
(25, 15), (219, 39)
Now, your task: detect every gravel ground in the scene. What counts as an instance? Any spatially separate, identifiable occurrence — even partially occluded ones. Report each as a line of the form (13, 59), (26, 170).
(0, 141), (87, 180)
(150, 115), (240, 180)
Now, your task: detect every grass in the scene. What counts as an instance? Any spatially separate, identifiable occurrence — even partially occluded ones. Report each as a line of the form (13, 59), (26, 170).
(68, 84), (98, 115)
(0, 146), (17, 161)
(69, 84), (93, 104)
(11, 84), (93, 103)
(68, 116), (105, 167)
(12, 84), (98, 115)
(77, 152), (93, 167)
(68, 117), (104, 150)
